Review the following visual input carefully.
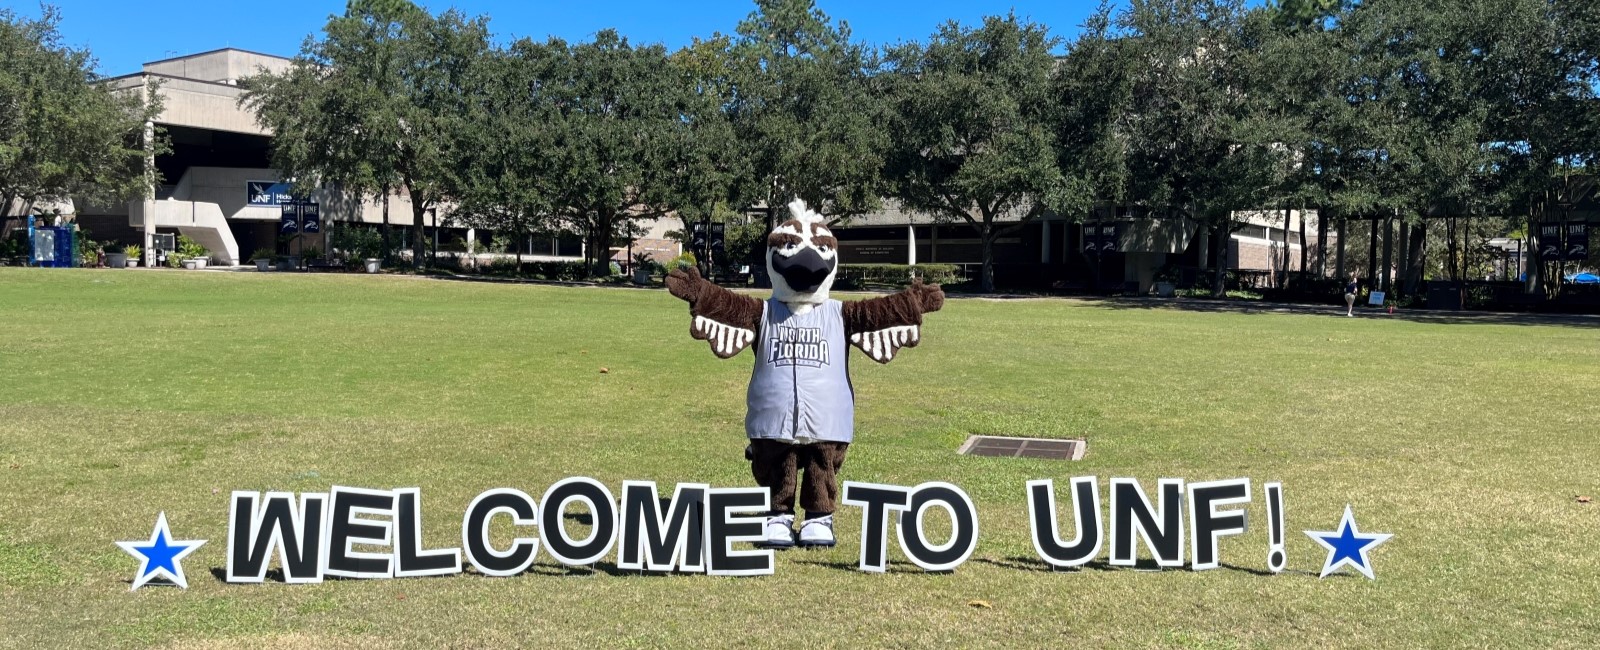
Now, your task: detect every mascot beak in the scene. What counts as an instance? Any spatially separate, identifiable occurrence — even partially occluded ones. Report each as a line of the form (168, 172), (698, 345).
(772, 247), (834, 293)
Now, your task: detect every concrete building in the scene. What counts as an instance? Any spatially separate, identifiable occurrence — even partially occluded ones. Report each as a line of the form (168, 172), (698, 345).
(75, 48), (600, 266)
(826, 201), (1326, 292)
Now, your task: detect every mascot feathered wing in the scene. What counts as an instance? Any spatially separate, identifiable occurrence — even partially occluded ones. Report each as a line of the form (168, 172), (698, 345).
(666, 198), (944, 549)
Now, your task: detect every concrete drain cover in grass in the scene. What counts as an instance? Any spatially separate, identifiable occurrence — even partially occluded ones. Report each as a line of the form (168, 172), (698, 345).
(957, 435), (1085, 460)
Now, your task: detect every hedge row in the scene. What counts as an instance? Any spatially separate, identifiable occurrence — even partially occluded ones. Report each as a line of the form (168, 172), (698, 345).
(836, 263), (962, 287)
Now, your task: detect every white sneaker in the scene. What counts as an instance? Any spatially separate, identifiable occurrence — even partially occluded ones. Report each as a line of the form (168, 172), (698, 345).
(760, 514), (795, 549)
(798, 515), (835, 548)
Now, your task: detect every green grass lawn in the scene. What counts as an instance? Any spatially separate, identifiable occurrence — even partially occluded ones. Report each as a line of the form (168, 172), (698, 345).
(1, 268), (1597, 649)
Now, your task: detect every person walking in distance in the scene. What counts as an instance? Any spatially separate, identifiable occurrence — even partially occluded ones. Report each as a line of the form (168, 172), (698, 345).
(1344, 271), (1359, 317)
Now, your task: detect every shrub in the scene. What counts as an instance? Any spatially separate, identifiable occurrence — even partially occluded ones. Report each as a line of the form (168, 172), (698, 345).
(487, 257), (520, 275)
(517, 260), (588, 281)
(175, 235), (207, 262)
(836, 264), (961, 289)
(330, 225), (386, 261)
(665, 252), (697, 273)
(250, 248), (275, 262)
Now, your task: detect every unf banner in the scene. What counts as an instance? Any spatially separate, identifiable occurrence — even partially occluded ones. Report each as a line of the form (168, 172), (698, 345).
(1083, 223), (1119, 254)
(1566, 222), (1589, 261)
(278, 201), (321, 235)
(1539, 223), (1563, 258)
(280, 202), (300, 234)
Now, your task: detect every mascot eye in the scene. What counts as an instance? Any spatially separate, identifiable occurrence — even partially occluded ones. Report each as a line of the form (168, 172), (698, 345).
(818, 245), (831, 253)
(785, 242), (797, 250)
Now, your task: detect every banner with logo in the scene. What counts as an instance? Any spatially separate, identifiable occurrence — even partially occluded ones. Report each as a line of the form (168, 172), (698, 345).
(280, 202), (300, 234)
(1539, 223), (1563, 259)
(1566, 222), (1589, 261)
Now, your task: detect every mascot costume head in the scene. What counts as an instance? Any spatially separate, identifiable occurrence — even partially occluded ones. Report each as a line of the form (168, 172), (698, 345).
(766, 199), (839, 312)
(666, 199), (944, 549)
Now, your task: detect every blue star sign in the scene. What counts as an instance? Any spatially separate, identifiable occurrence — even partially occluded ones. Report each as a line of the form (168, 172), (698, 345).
(1303, 505), (1392, 580)
(115, 512), (206, 590)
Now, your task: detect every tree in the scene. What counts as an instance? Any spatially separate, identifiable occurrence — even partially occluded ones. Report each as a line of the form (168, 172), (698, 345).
(731, 0), (886, 229)
(881, 14), (1066, 292)
(666, 34), (758, 275)
(511, 31), (685, 276)
(1114, 0), (1295, 296)
(0, 6), (163, 225)
(450, 47), (558, 265)
(241, 0), (490, 268)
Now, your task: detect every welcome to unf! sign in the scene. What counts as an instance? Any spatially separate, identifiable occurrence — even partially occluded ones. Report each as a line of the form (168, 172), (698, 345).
(116, 476), (1393, 588)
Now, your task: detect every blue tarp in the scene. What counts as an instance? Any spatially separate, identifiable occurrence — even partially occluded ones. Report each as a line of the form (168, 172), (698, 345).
(1565, 273), (1600, 284)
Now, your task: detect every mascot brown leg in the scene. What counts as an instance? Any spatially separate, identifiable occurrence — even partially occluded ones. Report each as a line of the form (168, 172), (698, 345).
(748, 439), (800, 515)
(797, 442), (848, 518)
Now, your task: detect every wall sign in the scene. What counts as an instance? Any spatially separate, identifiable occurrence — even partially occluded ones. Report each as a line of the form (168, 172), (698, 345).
(117, 475), (1393, 589)
(247, 181), (294, 207)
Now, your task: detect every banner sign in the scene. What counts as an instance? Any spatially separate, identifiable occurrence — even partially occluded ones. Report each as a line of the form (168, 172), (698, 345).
(300, 202), (321, 234)
(115, 475), (1393, 589)
(1083, 223), (1119, 254)
(1539, 223), (1563, 258)
(247, 181), (294, 207)
(1100, 223), (1120, 253)
(279, 202), (300, 234)
(1566, 222), (1589, 261)
(277, 201), (320, 235)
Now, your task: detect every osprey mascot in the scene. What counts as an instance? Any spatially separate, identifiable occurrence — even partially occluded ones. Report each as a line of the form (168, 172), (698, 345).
(666, 198), (945, 549)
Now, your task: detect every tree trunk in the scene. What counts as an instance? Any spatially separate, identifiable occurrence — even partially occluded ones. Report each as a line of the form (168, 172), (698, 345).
(1335, 216), (1346, 280)
(979, 222), (996, 293)
(408, 189), (427, 270)
(1366, 217), (1378, 291)
(1380, 213), (1394, 294)
(1405, 218), (1427, 293)
(1317, 207), (1329, 278)
(1212, 222), (1227, 298)
(381, 187), (390, 259)
(1397, 220), (1411, 297)
(1446, 216), (1458, 282)
(1525, 204), (1541, 295)
(592, 208), (617, 277)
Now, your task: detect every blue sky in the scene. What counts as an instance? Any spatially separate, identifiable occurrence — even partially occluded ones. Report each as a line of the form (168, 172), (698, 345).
(21, 1), (1110, 75)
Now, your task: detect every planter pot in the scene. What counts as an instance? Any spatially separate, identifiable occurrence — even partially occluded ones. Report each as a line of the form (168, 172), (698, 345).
(181, 259), (199, 270)
(126, 259), (139, 268)
(1155, 281), (1176, 298)
(107, 253), (128, 268)
(364, 259), (381, 274)
(632, 269), (651, 285)
(278, 256), (300, 272)
(193, 258), (208, 269)
(255, 259), (271, 271)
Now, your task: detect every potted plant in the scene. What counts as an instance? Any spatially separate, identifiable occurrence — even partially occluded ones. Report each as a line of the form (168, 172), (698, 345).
(630, 252), (655, 285)
(123, 244), (141, 267)
(301, 245), (322, 271)
(105, 245), (128, 269)
(1153, 265), (1180, 298)
(250, 248), (275, 271)
(176, 235), (208, 269)
(364, 257), (381, 274)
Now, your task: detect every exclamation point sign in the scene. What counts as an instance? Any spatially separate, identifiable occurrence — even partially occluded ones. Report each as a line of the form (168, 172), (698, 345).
(1265, 482), (1286, 573)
